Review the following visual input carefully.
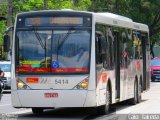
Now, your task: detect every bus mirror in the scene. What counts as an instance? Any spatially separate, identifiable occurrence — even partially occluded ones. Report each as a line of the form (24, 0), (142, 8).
(3, 35), (10, 52)
(6, 26), (13, 33)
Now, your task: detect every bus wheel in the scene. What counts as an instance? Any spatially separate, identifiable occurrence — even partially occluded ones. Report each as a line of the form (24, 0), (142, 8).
(129, 81), (138, 105)
(137, 82), (142, 103)
(97, 85), (110, 114)
(32, 108), (43, 114)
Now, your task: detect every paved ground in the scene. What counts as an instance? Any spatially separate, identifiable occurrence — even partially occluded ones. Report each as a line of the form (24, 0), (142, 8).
(1, 82), (160, 120)
(116, 82), (160, 114)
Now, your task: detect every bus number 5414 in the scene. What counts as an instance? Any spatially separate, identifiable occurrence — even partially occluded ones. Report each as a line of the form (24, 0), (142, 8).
(55, 79), (69, 84)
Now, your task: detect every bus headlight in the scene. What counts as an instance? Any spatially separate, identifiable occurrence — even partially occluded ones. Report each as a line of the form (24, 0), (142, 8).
(73, 77), (89, 89)
(80, 79), (88, 89)
(17, 78), (30, 90)
(18, 82), (24, 89)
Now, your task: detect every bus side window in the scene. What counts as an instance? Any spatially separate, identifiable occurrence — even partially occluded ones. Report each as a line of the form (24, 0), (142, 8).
(100, 36), (107, 68)
(96, 35), (102, 64)
(133, 31), (141, 59)
(107, 27), (115, 69)
(96, 34), (107, 68)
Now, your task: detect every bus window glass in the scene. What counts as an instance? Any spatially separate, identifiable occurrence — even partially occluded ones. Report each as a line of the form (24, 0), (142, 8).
(107, 27), (115, 69)
(17, 30), (52, 73)
(133, 31), (141, 59)
(51, 30), (90, 73)
(16, 30), (91, 74)
(120, 29), (133, 68)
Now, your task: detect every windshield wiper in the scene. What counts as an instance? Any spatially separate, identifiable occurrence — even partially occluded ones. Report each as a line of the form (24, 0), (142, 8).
(56, 27), (74, 60)
(57, 28), (74, 50)
(34, 29), (46, 49)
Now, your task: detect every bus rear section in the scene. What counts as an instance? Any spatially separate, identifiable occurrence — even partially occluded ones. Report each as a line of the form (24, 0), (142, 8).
(11, 10), (98, 111)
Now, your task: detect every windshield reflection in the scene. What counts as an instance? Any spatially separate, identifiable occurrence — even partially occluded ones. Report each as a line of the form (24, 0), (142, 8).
(16, 30), (91, 73)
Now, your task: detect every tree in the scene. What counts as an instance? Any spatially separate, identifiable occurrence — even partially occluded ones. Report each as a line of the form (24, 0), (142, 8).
(12, 0), (91, 13)
(0, 2), (8, 46)
(123, 0), (160, 57)
(92, 0), (160, 57)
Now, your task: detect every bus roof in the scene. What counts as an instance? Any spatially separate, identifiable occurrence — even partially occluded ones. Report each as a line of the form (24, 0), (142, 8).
(96, 13), (133, 22)
(17, 9), (93, 17)
(16, 10), (149, 32)
(94, 12), (149, 32)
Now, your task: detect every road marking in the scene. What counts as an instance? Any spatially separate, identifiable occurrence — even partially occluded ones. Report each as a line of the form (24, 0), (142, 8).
(0, 104), (11, 107)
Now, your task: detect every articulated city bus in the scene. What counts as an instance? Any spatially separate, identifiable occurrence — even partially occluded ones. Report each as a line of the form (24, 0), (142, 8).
(9, 10), (150, 114)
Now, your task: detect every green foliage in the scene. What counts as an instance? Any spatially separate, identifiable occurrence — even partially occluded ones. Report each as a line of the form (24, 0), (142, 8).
(0, 0), (92, 45)
(0, 2), (7, 46)
(92, 0), (160, 46)
(124, 0), (160, 45)
(0, 21), (6, 45)
(12, 0), (91, 12)
(151, 34), (160, 45)
(92, 0), (114, 12)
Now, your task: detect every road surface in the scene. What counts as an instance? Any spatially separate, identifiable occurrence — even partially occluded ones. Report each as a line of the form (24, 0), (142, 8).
(0, 82), (160, 120)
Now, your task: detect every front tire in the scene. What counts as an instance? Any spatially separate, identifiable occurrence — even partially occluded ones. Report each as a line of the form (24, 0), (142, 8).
(137, 82), (142, 103)
(129, 81), (138, 105)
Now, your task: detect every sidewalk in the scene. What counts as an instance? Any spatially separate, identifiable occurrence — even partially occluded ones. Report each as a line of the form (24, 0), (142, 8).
(116, 82), (160, 114)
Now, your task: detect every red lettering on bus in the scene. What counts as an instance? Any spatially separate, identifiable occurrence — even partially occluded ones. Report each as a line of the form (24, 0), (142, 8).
(44, 93), (58, 98)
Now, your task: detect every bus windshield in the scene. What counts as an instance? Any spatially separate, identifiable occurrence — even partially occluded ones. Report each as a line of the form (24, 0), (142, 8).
(16, 29), (91, 74)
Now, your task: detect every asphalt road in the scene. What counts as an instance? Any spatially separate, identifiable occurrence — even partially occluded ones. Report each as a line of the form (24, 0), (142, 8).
(1, 82), (160, 120)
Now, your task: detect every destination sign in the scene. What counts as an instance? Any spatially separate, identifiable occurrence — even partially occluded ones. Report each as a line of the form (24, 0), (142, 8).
(25, 17), (83, 26)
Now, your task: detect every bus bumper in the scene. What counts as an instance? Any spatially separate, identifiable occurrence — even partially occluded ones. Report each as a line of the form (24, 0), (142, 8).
(11, 90), (97, 108)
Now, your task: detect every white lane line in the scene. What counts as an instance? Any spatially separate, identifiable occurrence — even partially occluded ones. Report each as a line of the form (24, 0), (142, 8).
(0, 104), (11, 107)
(8, 109), (32, 115)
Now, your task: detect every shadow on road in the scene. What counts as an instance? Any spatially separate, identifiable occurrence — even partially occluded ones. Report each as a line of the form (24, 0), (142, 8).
(10, 100), (148, 120)
(17, 107), (98, 120)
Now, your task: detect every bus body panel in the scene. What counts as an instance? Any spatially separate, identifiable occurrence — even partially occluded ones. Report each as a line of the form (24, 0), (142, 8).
(15, 75), (89, 90)
(87, 14), (96, 91)
(11, 90), (22, 107)
(119, 59), (143, 101)
(12, 90), (97, 108)
(95, 70), (116, 105)
(94, 13), (149, 104)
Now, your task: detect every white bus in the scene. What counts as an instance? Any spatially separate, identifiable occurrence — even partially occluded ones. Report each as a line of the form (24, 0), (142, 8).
(7, 10), (150, 114)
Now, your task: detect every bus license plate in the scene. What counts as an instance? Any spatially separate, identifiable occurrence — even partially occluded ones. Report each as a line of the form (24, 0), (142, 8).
(44, 93), (58, 98)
